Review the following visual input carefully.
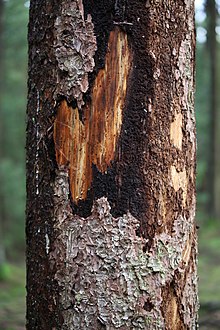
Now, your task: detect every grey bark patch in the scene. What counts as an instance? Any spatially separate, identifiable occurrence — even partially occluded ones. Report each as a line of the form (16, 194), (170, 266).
(51, 172), (198, 329)
(54, 1), (97, 107)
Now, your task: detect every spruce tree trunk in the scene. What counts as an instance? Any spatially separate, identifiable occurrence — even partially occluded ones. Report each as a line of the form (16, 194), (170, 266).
(26, 1), (198, 329)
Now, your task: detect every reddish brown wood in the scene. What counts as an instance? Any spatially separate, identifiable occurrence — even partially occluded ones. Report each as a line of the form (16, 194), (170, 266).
(54, 28), (132, 203)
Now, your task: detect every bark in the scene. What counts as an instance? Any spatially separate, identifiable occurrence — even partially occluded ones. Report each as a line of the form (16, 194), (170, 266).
(206, 0), (220, 218)
(26, 1), (198, 329)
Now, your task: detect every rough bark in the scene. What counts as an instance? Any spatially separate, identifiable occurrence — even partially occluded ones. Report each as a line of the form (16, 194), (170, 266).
(26, 1), (198, 329)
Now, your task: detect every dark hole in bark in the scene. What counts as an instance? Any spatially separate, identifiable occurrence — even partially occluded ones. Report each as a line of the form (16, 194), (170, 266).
(97, 318), (106, 329)
(70, 98), (77, 109)
(143, 299), (154, 312)
(60, 70), (68, 79)
(135, 228), (141, 237)
(62, 29), (71, 37)
(71, 190), (93, 218)
(142, 243), (148, 253)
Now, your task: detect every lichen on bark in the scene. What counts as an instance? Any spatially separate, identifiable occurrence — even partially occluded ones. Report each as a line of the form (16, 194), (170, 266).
(54, 0), (97, 107)
(50, 171), (198, 329)
(26, 1), (198, 329)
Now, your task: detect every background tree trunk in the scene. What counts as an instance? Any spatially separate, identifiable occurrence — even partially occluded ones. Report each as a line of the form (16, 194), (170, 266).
(26, 1), (198, 329)
(0, 0), (6, 267)
(206, 0), (220, 218)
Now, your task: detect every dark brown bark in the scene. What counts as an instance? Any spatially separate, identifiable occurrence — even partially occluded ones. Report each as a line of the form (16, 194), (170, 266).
(26, 1), (198, 329)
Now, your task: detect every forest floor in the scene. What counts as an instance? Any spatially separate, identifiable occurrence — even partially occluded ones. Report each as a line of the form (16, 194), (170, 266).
(0, 218), (219, 330)
(0, 263), (25, 330)
(198, 215), (220, 329)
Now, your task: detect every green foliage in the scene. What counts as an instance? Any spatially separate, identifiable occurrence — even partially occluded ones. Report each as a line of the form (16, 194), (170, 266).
(195, 43), (211, 209)
(0, 262), (11, 281)
(0, 0), (28, 257)
(198, 217), (220, 303)
(0, 263), (25, 329)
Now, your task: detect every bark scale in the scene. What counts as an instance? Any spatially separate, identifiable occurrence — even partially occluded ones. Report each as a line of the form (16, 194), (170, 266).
(26, 1), (198, 329)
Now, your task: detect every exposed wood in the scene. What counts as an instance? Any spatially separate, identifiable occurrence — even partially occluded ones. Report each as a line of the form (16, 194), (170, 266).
(170, 166), (187, 206)
(170, 112), (183, 150)
(26, 1), (198, 329)
(54, 29), (132, 203)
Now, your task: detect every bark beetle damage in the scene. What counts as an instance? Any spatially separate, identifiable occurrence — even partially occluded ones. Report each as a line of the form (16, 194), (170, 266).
(79, 0), (157, 233)
(162, 286), (182, 330)
(170, 166), (187, 207)
(170, 112), (183, 150)
(54, 28), (132, 203)
(27, 0), (198, 329)
(51, 190), (198, 329)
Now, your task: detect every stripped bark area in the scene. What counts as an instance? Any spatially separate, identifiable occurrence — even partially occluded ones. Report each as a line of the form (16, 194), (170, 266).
(54, 29), (132, 203)
(26, 0), (198, 329)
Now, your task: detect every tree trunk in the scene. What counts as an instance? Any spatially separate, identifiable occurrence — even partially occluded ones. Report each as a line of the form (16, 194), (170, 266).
(0, 0), (6, 267)
(206, 0), (220, 218)
(26, 1), (198, 329)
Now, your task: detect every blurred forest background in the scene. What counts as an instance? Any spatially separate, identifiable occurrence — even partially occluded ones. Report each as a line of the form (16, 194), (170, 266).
(0, 0), (219, 329)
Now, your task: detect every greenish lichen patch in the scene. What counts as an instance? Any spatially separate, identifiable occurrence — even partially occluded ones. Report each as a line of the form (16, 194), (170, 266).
(50, 172), (198, 329)
(54, 1), (97, 107)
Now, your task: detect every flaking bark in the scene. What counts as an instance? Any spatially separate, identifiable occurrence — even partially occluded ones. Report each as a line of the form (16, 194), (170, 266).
(26, 1), (198, 329)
